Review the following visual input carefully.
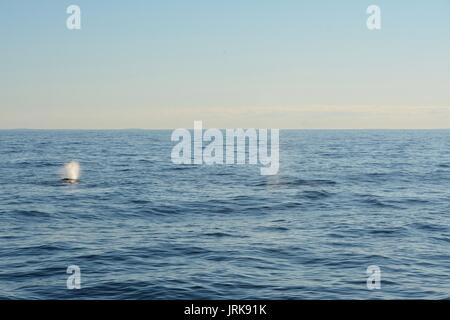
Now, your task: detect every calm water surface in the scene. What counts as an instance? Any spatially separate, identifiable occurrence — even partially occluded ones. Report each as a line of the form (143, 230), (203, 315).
(0, 130), (449, 299)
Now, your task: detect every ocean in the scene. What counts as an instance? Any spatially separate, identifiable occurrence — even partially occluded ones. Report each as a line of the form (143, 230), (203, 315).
(0, 130), (449, 299)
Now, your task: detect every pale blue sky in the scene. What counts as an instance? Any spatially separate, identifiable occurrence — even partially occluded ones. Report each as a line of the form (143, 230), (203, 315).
(1, 0), (449, 128)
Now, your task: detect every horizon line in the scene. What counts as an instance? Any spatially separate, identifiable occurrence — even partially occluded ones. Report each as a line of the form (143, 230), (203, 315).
(2, 128), (450, 131)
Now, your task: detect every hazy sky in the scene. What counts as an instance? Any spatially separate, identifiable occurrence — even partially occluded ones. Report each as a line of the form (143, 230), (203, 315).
(1, 0), (449, 129)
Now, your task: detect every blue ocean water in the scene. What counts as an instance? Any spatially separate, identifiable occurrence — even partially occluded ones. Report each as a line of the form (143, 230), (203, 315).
(0, 130), (449, 299)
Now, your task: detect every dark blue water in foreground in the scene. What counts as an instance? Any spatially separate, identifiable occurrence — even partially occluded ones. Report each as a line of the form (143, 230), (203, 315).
(1, 130), (449, 299)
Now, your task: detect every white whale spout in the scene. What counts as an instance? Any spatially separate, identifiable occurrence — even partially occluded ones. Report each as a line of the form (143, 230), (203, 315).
(62, 161), (80, 182)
